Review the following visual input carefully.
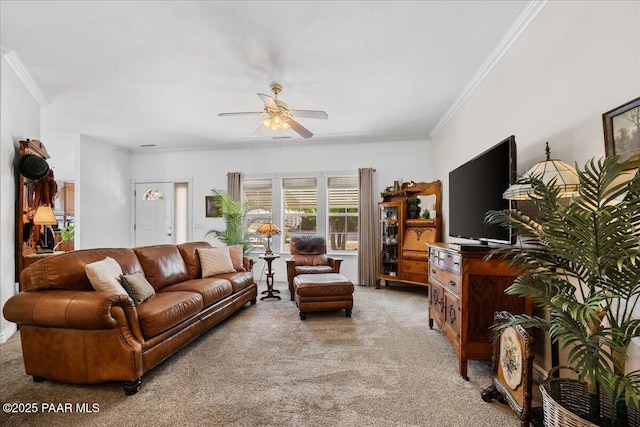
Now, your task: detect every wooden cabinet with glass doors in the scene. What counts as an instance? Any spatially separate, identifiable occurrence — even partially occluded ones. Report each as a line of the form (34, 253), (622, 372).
(377, 181), (441, 288)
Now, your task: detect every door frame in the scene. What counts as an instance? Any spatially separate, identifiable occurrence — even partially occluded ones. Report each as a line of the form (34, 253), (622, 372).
(131, 178), (193, 246)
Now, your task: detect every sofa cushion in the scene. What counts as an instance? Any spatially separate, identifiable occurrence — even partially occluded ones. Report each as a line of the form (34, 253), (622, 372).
(160, 278), (233, 307)
(120, 272), (156, 305)
(228, 245), (245, 272)
(216, 271), (255, 293)
(295, 265), (334, 275)
(291, 254), (329, 266)
(134, 245), (189, 290)
(20, 248), (142, 292)
(136, 291), (203, 338)
(85, 257), (128, 295)
(177, 241), (211, 280)
(197, 247), (236, 277)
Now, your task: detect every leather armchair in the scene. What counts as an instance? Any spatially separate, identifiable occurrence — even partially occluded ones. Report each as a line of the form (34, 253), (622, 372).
(286, 235), (342, 300)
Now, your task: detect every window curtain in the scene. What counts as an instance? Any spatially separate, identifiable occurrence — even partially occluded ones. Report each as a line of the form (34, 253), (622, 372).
(227, 172), (242, 201)
(358, 168), (377, 287)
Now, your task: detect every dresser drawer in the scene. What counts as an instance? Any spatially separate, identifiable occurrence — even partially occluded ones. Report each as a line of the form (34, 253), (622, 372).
(402, 271), (429, 284)
(402, 250), (429, 262)
(402, 260), (429, 274)
(429, 247), (462, 274)
(429, 264), (461, 296)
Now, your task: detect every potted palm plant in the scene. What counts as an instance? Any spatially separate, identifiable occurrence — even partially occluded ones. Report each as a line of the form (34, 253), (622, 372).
(206, 189), (266, 255)
(206, 189), (252, 254)
(485, 156), (640, 426)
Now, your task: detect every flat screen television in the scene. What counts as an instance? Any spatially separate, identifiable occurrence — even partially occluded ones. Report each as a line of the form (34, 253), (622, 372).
(448, 135), (517, 247)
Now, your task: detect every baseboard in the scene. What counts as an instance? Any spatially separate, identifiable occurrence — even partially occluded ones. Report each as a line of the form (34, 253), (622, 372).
(0, 323), (18, 344)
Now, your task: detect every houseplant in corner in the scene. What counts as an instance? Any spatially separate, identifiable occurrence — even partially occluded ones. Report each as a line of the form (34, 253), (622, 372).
(206, 189), (252, 254)
(206, 189), (265, 255)
(485, 156), (640, 426)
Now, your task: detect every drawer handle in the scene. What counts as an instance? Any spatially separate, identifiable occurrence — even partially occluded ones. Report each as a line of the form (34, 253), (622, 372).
(448, 280), (457, 287)
(449, 305), (457, 323)
(431, 269), (436, 274)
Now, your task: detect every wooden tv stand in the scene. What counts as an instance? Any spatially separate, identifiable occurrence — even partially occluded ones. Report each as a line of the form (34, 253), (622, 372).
(427, 243), (531, 380)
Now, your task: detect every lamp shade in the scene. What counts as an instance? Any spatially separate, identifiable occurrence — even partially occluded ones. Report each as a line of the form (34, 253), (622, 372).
(257, 223), (281, 236)
(503, 142), (580, 200)
(33, 205), (57, 225)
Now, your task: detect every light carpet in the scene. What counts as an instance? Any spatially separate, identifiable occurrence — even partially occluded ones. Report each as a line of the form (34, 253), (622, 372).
(0, 283), (520, 426)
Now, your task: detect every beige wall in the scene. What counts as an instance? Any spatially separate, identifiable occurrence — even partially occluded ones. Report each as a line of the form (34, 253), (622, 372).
(0, 55), (41, 342)
(432, 1), (640, 373)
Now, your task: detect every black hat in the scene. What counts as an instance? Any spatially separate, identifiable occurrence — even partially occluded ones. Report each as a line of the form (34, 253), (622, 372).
(18, 154), (50, 180)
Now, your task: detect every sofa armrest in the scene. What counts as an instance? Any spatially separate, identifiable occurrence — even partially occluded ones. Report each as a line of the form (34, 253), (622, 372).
(328, 257), (343, 273)
(243, 257), (254, 271)
(3, 290), (139, 331)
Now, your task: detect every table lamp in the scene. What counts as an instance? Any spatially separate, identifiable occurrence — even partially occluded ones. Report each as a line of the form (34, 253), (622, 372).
(503, 142), (580, 200)
(33, 205), (57, 253)
(256, 223), (281, 255)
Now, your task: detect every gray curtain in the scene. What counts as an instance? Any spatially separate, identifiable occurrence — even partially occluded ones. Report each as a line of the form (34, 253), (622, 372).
(358, 168), (377, 287)
(227, 172), (242, 201)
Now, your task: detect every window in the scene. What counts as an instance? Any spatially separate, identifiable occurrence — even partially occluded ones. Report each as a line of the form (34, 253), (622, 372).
(142, 188), (164, 200)
(243, 178), (273, 251)
(283, 177), (318, 250)
(327, 177), (359, 251)
(242, 172), (358, 254)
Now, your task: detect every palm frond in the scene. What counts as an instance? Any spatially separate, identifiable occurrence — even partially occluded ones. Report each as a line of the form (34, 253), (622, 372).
(485, 156), (640, 413)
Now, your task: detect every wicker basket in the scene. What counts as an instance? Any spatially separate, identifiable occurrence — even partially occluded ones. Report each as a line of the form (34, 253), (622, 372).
(541, 366), (640, 427)
(541, 367), (599, 427)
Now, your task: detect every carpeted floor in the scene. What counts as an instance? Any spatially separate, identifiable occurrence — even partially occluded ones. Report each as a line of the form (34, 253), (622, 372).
(0, 283), (521, 426)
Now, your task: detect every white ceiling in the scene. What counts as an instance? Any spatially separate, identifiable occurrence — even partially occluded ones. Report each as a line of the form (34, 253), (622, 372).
(1, 1), (534, 151)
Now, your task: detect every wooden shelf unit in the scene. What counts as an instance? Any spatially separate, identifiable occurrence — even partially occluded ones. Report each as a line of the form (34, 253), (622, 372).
(427, 243), (532, 380)
(377, 181), (442, 287)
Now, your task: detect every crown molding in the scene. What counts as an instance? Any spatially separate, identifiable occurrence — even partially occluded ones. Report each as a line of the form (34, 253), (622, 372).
(1, 50), (48, 107)
(429, 0), (548, 139)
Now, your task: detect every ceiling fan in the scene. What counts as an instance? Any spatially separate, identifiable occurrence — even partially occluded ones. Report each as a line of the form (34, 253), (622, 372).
(218, 83), (328, 139)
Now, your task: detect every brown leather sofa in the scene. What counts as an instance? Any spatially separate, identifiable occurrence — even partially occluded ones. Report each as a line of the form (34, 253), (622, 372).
(2, 241), (257, 395)
(286, 235), (342, 301)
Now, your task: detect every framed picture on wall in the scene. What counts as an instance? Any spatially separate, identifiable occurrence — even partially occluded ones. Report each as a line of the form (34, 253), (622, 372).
(603, 96), (640, 169)
(205, 196), (222, 218)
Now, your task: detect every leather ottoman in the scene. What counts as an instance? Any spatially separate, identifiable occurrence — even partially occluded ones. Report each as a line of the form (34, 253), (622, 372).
(293, 273), (354, 320)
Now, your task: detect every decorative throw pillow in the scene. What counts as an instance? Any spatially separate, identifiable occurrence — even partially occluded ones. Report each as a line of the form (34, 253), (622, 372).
(228, 245), (245, 272)
(85, 257), (128, 294)
(197, 247), (236, 278)
(120, 272), (156, 305)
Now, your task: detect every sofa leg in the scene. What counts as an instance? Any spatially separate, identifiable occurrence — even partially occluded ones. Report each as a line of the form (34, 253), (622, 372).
(300, 312), (307, 320)
(345, 309), (352, 318)
(124, 377), (142, 396)
(33, 376), (45, 383)
(250, 297), (257, 305)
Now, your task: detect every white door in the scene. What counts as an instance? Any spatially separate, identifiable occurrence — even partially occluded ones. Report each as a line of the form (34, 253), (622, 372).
(135, 182), (174, 246)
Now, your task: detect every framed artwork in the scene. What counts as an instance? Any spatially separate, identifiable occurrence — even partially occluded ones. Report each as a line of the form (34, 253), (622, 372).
(603, 96), (640, 169)
(481, 311), (534, 427)
(205, 196), (222, 218)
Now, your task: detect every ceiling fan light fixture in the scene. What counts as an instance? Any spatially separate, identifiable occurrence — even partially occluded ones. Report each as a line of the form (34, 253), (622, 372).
(262, 110), (292, 133)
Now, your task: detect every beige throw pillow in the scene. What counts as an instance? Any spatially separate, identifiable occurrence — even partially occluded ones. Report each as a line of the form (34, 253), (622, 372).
(85, 257), (128, 294)
(198, 247), (236, 278)
(120, 272), (156, 305)
(228, 245), (245, 272)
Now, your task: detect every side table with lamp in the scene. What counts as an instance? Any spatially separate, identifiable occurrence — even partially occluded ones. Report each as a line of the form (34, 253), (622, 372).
(256, 223), (282, 300)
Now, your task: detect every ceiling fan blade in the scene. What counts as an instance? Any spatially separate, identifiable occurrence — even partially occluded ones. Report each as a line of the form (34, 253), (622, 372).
(257, 93), (278, 110)
(290, 110), (328, 120)
(287, 118), (313, 139)
(218, 112), (265, 117)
